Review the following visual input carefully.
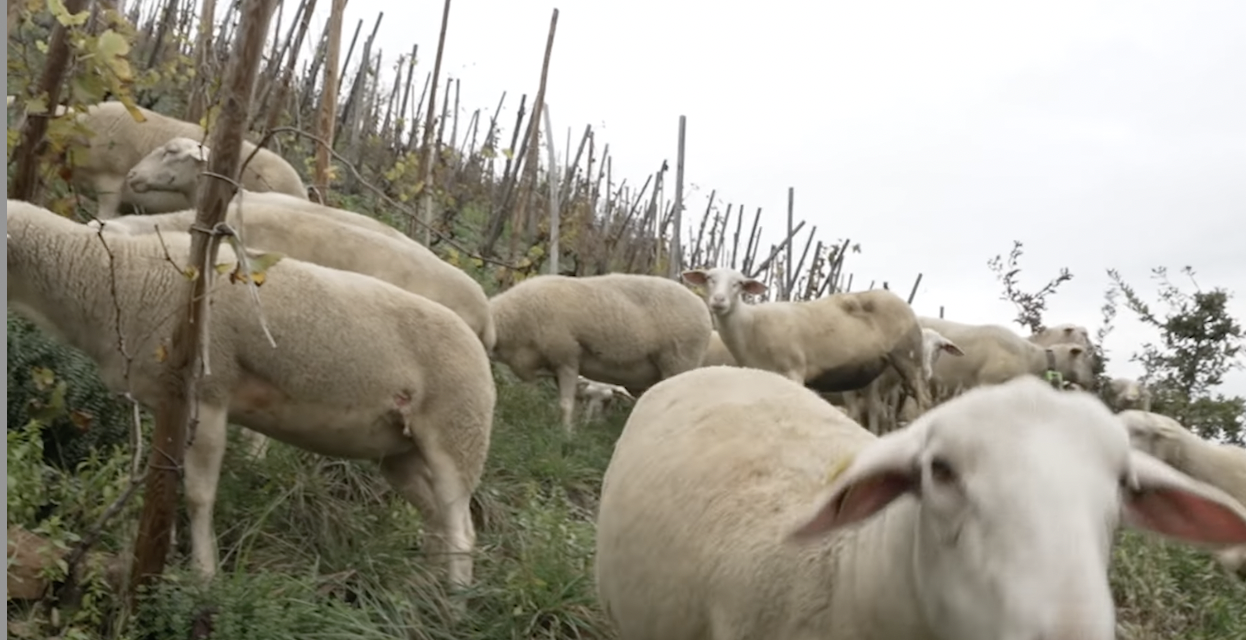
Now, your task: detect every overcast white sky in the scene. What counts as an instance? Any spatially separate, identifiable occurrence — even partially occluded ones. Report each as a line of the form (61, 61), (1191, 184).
(239, 0), (1246, 395)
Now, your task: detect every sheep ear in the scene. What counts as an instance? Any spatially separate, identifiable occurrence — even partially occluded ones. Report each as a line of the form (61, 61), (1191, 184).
(741, 279), (768, 296)
(1069, 346), (1085, 357)
(680, 270), (708, 286)
(941, 342), (965, 357)
(1122, 449), (1246, 546)
(195, 143), (211, 163)
(788, 428), (921, 542)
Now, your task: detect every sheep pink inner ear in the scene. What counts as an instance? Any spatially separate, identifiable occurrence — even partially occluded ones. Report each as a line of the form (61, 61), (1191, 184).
(788, 432), (921, 543)
(681, 270), (708, 286)
(1122, 450), (1246, 546)
(741, 279), (768, 296)
(942, 343), (965, 357)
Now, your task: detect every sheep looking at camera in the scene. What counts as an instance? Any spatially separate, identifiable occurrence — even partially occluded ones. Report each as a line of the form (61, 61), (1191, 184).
(7, 199), (495, 592)
(125, 137), (410, 245)
(680, 266), (932, 432)
(594, 368), (1246, 640)
(1105, 377), (1153, 413)
(489, 272), (712, 433)
(1117, 409), (1246, 580)
(61, 102), (306, 218)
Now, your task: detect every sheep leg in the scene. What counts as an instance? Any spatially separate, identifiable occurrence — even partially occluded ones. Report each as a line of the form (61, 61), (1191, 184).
(379, 444), (476, 590)
(583, 397), (603, 424)
(239, 427), (270, 459)
(892, 358), (932, 415)
(556, 365), (580, 435)
(184, 402), (229, 579)
(93, 175), (127, 219)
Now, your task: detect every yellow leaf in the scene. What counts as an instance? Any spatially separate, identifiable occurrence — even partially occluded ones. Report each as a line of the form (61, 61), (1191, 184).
(502, 148), (515, 160)
(248, 251), (284, 274)
(31, 366), (55, 391)
(214, 261), (234, 275)
(154, 344), (168, 363)
(48, 0), (89, 26)
(97, 29), (135, 82)
(182, 265), (200, 281)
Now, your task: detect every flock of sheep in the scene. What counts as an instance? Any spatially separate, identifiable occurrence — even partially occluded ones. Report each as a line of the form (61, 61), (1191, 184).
(7, 98), (1246, 639)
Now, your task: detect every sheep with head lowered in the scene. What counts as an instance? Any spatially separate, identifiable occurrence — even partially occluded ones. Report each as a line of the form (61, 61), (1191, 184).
(1118, 409), (1246, 580)
(855, 326), (966, 430)
(917, 315), (1096, 402)
(89, 204), (496, 352)
(594, 368), (1246, 640)
(489, 272), (712, 433)
(576, 376), (636, 425)
(60, 102), (307, 219)
(125, 137), (410, 245)
(6, 199), (496, 592)
(92, 201), (497, 460)
(680, 266), (932, 432)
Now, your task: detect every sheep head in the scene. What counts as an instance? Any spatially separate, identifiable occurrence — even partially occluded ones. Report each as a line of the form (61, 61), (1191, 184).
(681, 267), (766, 315)
(126, 136), (210, 196)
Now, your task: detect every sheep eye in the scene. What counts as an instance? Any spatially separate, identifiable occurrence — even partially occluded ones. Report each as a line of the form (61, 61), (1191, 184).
(929, 457), (957, 485)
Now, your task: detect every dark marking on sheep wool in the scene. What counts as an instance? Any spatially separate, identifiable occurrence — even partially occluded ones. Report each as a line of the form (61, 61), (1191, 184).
(804, 359), (889, 393)
(835, 297), (876, 316)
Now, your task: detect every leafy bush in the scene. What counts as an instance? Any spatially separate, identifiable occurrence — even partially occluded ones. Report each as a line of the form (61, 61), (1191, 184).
(7, 313), (133, 469)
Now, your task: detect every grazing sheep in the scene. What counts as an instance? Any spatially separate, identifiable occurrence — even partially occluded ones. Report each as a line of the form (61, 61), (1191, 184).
(90, 204), (496, 352)
(595, 368), (1246, 640)
(860, 326), (966, 430)
(7, 199), (496, 591)
(489, 273), (712, 433)
(1105, 377), (1153, 412)
(576, 376), (635, 424)
(680, 267), (932, 432)
(124, 137), (409, 244)
(1117, 409), (1246, 579)
(699, 330), (739, 367)
(917, 315), (1095, 402)
(61, 102), (307, 219)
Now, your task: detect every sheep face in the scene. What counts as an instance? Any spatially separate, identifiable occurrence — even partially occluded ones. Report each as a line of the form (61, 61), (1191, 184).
(126, 137), (208, 195)
(681, 267), (766, 315)
(1117, 411), (1190, 463)
(1030, 323), (1092, 349)
(790, 376), (1246, 640)
(1049, 343), (1096, 388)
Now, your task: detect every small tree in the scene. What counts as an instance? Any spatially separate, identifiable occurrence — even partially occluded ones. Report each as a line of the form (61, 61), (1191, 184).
(1108, 266), (1245, 445)
(986, 240), (1074, 335)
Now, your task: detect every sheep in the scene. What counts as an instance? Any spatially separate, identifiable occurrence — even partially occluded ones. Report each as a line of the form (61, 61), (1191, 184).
(680, 266), (932, 433)
(58, 101), (307, 219)
(917, 315), (1096, 403)
(1117, 409), (1246, 579)
(88, 203), (496, 352)
(489, 272), (713, 433)
(1105, 377), (1153, 412)
(594, 368), (1246, 640)
(576, 376), (635, 425)
(858, 326), (966, 430)
(699, 330), (739, 367)
(124, 137), (409, 245)
(1029, 322), (1093, 349)
(6, 199), (496, 591)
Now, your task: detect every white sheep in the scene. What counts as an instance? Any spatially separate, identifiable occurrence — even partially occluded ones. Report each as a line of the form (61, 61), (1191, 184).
(594, 368), (1246, 640)
(489, 273), (713, 433)
(859, 326), (966, 429)
(1029, 322), (1094, 349)
(680, 267), (932, 433)
(1105, 377), (1153, 412)
(60, 102), (307, 219)
(918, 315), (1096, 402)
(576, 376), (636, 425)
(699, 330), (739, 367)
(89, 204), (496, 352)
(7, 199), (496, 591)
(1117, 409), (1246, 579)
(124, 137), (410, 245)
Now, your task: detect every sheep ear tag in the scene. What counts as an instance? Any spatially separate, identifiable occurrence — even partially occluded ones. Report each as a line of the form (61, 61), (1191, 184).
(824, 453), (855, 485)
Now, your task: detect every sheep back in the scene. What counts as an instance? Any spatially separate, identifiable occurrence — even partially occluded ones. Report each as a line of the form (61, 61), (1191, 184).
(489, 273), (712, 388)
(595, 365), (876, 640)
